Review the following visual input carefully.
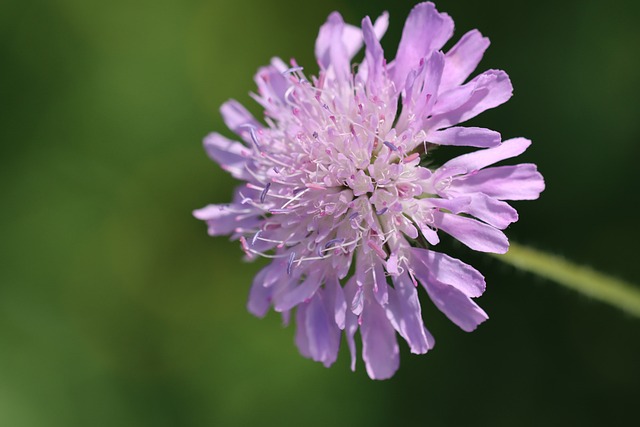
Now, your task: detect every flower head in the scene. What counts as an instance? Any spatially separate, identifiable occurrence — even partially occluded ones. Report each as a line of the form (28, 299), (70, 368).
(195, 2), (544, 379)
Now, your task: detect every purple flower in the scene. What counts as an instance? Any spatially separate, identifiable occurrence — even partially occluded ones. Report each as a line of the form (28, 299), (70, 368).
(194, 2), (544, 379)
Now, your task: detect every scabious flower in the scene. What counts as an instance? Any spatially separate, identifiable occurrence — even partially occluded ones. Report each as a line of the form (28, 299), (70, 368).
(195, 2), (544, 379)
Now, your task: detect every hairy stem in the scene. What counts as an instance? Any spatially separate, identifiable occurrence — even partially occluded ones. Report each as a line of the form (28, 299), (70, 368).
(492, 242), (640, 318)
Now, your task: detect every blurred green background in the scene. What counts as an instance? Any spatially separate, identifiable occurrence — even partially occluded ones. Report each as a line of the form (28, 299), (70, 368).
(1, 0), (639, 425)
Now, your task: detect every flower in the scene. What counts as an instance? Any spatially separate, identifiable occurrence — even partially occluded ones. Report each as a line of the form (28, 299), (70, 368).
(194, 2), (544, 379)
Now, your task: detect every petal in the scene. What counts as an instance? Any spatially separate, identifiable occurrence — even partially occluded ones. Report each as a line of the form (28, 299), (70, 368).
(302, 291), (341, 367)
(440, 30), (490, 91)
(361, 292), (400, 380)
(385, 273), (435, 354)
(326, 276), (346, 329)
(273, 270), (323, 312)
(193, 203), (259, 237)
(434, 211), (509, 254)
(427, 70), (513, 129)
(294, 303), (312, 359)
(422, 279), (488, 332)
(392, 2), (454, 89)
(315, 12), (350, 82)
(202, 133), (251, 181)
(372, 260), (389, 307)
(450, 163), (545, 200)
(361, 16), (385, 92)
(400, 51), (445, 133)
(220, 99), (261, 137)
(252, 60), (291, 109)
(410, 248), (486, 297)
(371, 12), (390, 45)
(346, 11), (389, 59)
(343, 277), (359, 371)
(247, 266), (274, 317)
(427, 126), (501, 148)
(464, 193), (518, 230)
(442, 137), (532, 173)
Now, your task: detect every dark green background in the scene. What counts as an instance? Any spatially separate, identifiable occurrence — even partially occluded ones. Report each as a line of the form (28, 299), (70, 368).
(1, 0), (639, 425)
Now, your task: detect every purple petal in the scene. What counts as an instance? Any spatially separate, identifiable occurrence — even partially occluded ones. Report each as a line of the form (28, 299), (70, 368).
(403, 52), (445, 133)
(434, 211), (509, 254)
(427, 126), (501, 148)
(273, 271), (323, 312)
(343, 277), (359, 371)
(343, 12), (389, 60)
(391, 2), (454, 89)
(428, 70), (512, 129)
(385, 273), (435, 354)
(371, 12), (390, 44)
(450, 163), (545, 200)
(464, 193), (518, 230)
(220, 99), (261, 137)
(440, 30), (490, 91)
(202, 133), (251, 181)
(361, 16), (385, 91)
(193, 203), (259, 237)
(298, 292), (341, 367)
(315, 12), (350, 82)
(326, 276), (347, 329)
(410, 248), (486, 298)
(372, 261), (389, 307)
(247, 266), (274, 317)
(423, 279), (488, 332)
(361, 292), (399, 380)
(294, 303), (312, 359)
(253, 61), (290, 108)
(442, 137), (532, 173)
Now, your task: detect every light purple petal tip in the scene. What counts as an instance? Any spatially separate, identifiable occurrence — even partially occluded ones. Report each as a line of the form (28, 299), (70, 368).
(392, 2), (454, 89)
(361, 294), (400, 380)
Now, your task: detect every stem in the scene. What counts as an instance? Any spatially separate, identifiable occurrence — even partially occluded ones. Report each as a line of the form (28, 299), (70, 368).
(492, 242), (640, 318)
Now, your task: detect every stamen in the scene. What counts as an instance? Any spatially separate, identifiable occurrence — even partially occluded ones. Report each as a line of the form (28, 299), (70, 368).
(367, 240), (387, 259)
(305, 183), (325, 190)
(239, 236), (252, 258)
(251, 230), (261, 246)
(287, 252), (296, 276)
(383, 141), (398, 152)
(248, 127), (262, 151)
(403, 152), (420, 163)
(408, 269), (419, 287)
(260, 182), (271, 203)
(281, 66), (304, 75)
(269, 208), (292, 214)
(324, 238), (345, 250)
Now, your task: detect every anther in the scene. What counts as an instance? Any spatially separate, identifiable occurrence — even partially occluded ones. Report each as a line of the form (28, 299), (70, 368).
(376, 207), (388, 215)
(383, 141), (398, 152)
(367, 240), (387, 260)
(248, 127), (262, 151)
(324, 238), (345, 250)
(287, 252), (296, 276)
(403, 152), (420, 163)
(260, 182), (271, 203)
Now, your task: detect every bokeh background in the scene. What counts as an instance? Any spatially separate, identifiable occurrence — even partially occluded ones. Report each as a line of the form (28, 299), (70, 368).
(2, 0), (639, 425)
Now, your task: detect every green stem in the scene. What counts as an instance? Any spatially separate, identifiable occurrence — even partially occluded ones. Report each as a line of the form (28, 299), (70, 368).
(492, 242), (640, 318)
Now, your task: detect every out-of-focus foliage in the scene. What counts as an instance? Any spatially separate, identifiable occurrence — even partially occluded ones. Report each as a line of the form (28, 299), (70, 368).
(1, 0), (638, 426)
